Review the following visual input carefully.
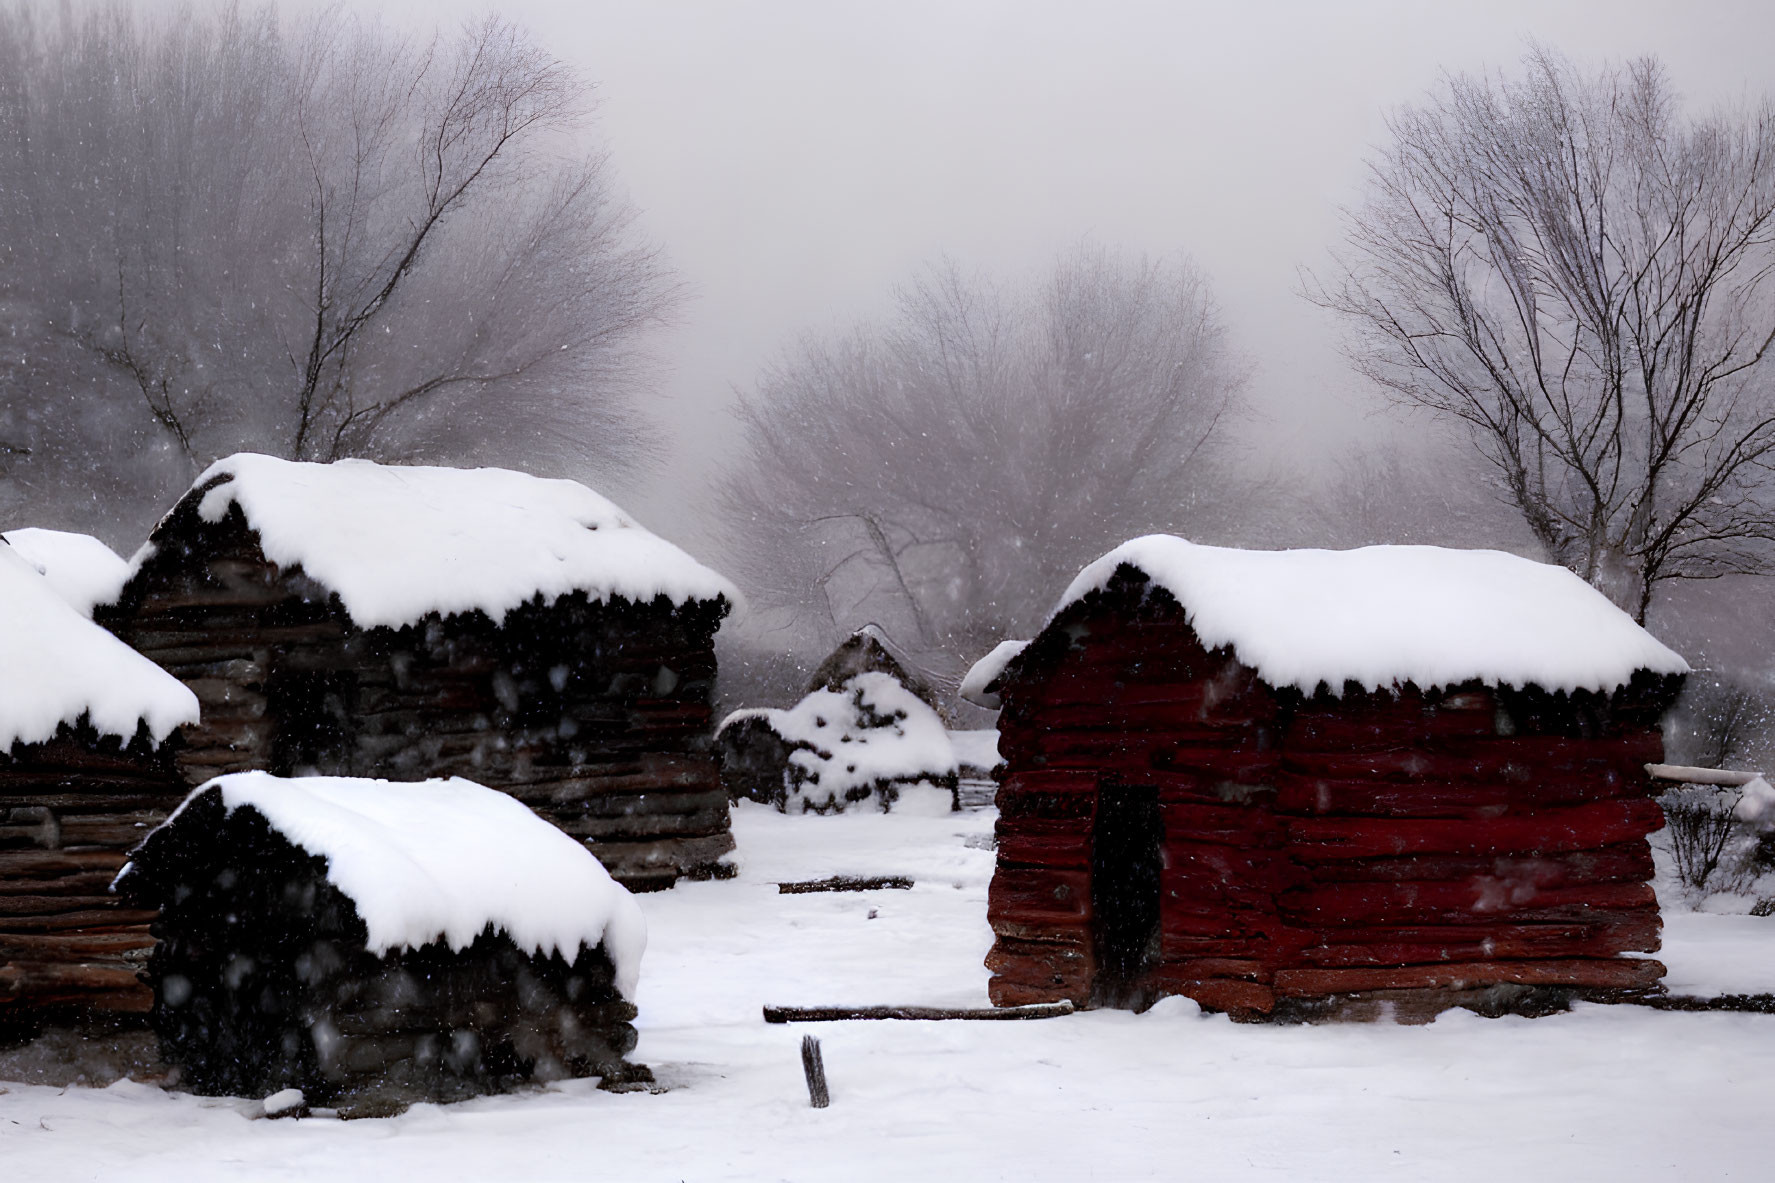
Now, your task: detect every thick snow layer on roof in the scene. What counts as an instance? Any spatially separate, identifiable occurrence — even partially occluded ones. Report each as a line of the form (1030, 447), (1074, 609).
(0, 545), (199, 751)
(131, 772), (645, 997)
(177, 453), (737, 630)
(1049, 536), (1689, 695)
(716, 707), (778, 735)
(2, 528), (130, 617)
(958, 640), (1028, 709)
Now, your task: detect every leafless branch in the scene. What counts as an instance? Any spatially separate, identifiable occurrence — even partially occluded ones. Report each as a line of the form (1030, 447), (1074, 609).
(1308, 47), (1775, 621)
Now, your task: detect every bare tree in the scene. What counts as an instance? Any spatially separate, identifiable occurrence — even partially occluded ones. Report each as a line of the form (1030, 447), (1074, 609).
(1299, 435), (1539, 552)
(720, 244), (1250, 676)
(1665, 671), (1775, 770)
(0, 3), (675, 538)
(1309, 47), (1775, 622)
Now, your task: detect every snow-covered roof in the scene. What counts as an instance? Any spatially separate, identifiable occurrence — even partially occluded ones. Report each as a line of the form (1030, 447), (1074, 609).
(716, 706), (779, 735)
(124, 772), (646, 997)
(958, 640), (1028, 709)
(0, 543), (199, 751)
(151, 453), (738, 630)
(967, 536), (1689, 697)
(2, 527), (130, 617)
(808, 627), (941, 709)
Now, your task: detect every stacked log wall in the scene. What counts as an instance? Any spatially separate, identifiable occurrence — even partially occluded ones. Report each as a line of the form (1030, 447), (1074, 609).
(985, 571), (1678, 1019)
(338, 594), (732, 889)
(96, 509), (340, 786)
(0, 725), (188, 1017)
(100, 502), (732, 891)
(1272, 679), (1670, 1004)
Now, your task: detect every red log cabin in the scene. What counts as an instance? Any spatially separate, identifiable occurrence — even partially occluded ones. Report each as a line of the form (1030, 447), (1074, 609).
(962, 537), (1689, 1020)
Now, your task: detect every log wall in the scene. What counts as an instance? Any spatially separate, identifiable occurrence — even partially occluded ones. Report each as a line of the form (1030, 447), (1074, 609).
(1270, 682), (1668, 1010)
(985, 569), (1678, 1019)
(99, 500), (733, 891)
(0, 725), (188, 1018)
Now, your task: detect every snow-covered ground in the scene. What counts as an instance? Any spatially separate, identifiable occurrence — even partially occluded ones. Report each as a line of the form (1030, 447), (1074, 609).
(6, 801), (1775, 1181)
(1662, 911), (1775, 996)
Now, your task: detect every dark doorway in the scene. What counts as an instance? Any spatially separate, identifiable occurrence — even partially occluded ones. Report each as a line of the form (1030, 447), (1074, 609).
(1090, 782), (1163, 1009)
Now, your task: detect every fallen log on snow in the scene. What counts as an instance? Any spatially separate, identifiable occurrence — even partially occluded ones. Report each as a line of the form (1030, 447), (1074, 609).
(777, 876), (913, 894)
(1607, 992), (1775, 1014)
(763, 1001), (1074, 1023)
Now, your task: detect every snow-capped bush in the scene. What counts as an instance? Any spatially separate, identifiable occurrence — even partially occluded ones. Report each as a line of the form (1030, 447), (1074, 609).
(1658, 776), (1775, 902)
(717, 672), (958, 814)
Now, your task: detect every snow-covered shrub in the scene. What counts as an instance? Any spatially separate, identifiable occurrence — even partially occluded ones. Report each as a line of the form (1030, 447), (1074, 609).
(1661, 784), (1754, 894)
(716, 672), (958, 814)
(1657, 776), (1775, 898)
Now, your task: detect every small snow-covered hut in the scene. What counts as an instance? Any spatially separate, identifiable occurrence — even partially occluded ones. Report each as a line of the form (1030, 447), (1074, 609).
(101, 454), (739, 891)
(0, 541), (198, 1017)
(714, 711), (798, 806)
(116, 772), (648, 1107)
(966, 537), (1689, 1019)
(716, 672), (959, 813)
(807, 627), (943, 713)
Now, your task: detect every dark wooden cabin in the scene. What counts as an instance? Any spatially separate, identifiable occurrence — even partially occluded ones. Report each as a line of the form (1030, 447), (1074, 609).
(808, 627), (943, 713)
(100, 454), (739, 891)
(115, 772), (648, 1110)
(714, 712), (796, 806)
(0, 541), (198, 1019)
(966, 537), (1688, 1020)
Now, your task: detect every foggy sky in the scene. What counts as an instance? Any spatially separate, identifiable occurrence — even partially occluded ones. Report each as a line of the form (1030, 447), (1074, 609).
(292, 1), (1775, 543)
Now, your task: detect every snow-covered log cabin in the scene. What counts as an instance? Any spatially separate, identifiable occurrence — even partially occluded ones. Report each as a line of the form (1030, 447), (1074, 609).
(964, 537), (1689, 1020)
(714, 711), (797, 806)
(807, 627), (944, 713)
(0, 540), (198, 1017)
(100, 454), (740, 891)
(115, 773), (648, 1109)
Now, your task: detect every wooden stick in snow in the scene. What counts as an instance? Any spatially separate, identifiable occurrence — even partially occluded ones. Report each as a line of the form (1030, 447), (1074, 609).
(764, 1001), (1074, 1023)
(800, 1035), (830, 1108)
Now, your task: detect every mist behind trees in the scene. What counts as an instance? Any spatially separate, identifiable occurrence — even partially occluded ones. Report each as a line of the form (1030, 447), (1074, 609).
(718, 245), (1256, 687)
(0, 3), (675, 543)
(1311, 47), (1775, 624)
(2, 3), (1773, 723)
